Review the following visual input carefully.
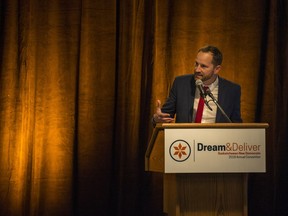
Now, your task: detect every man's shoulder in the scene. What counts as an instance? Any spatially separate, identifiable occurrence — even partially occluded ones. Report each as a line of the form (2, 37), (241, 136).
(219, 76), (241, 89)
(174, 74), (194, 82)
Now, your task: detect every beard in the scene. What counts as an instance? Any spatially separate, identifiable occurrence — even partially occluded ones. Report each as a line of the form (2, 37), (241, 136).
(194, 71), (217, 84)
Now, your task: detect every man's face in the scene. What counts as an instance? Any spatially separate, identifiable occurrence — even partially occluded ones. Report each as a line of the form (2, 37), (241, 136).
(194, 51), (221, 85)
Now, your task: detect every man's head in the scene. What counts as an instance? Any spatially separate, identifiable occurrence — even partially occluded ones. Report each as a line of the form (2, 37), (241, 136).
(198, 45), (223, 66)
(194, 45), (222, 85)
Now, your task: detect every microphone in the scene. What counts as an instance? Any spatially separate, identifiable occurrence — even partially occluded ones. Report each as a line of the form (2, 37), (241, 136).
(195, 79), (212, 111)
(195, 79), (206, 98)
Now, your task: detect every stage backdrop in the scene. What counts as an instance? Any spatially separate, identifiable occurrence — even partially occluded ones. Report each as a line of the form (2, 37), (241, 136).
(0, 0), (287, 215)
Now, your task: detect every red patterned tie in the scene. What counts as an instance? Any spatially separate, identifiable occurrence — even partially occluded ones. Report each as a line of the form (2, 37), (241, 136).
(195, 87), (208, 123)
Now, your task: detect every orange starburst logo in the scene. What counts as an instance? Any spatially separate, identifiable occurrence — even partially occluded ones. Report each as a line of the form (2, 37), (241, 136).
(169, 139), (191, 162)
(173, 143), (187, 159)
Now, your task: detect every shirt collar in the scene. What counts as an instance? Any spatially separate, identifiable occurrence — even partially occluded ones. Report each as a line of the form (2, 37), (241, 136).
(205, 76), (219, 91)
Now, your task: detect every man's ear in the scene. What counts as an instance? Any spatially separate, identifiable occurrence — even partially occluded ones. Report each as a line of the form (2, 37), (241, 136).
(214, 65), (221, 74)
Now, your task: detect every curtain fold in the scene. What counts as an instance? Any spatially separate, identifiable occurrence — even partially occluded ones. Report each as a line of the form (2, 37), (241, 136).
(0, 0), (286, 216)
(274, 0), (288, 215)
(75, 1), (116, 215)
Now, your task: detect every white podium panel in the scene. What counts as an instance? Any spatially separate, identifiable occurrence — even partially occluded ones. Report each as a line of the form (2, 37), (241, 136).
(164, 128), (266, 173)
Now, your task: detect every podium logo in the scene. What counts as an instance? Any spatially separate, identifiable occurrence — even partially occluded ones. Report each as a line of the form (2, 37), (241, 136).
(169, 140), (191, 162)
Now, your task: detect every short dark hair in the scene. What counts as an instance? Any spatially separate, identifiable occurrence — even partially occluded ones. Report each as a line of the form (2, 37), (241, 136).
(198, 45), (223, 66)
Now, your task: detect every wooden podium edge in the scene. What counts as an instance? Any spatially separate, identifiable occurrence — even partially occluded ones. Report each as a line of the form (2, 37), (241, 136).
(145, 124), (163, 172)
(159, 122), (269, 129)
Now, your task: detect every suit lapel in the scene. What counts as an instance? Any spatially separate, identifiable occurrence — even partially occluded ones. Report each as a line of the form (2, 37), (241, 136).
(216, 77), (226, 122)
(188, 76), (196, 122)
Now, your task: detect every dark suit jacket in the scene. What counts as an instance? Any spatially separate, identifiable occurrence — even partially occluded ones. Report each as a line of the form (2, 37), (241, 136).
(161, 74), (242, 123)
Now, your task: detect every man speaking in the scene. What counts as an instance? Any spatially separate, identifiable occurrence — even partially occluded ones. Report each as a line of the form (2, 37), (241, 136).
(152, 45), (242, 124)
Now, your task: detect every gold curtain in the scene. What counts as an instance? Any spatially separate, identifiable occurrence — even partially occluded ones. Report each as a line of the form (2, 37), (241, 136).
(0, 0), (286, 215)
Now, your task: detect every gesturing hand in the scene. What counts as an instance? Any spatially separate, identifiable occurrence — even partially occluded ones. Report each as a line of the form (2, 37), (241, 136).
(153, 100), (174, 123)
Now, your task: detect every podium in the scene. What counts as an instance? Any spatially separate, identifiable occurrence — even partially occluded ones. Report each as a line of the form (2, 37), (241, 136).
(145, 123), (268, 216)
